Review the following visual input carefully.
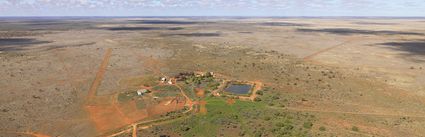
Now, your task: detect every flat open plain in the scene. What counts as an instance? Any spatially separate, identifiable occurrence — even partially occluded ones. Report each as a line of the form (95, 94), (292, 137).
(1, 17), (425, 137)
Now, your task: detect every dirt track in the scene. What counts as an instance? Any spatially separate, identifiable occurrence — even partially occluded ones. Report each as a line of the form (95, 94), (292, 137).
(303, 39), (354, 61)
(88, 48), (112, 98)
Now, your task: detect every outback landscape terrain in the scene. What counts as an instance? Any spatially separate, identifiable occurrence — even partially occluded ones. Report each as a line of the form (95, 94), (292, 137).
(1, 17), (425, 137)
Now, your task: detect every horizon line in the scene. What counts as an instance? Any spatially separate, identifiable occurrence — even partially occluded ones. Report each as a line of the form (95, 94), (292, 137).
(0, 15), (425, 18)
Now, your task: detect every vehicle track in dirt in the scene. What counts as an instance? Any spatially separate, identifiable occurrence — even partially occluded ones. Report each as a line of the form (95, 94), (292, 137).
(303, 38), (354, 61)
(87, 48), (112, 98)
(111, 94), (132, 124)
(132, 125), (137, 137)
(104, 104), (195, 137)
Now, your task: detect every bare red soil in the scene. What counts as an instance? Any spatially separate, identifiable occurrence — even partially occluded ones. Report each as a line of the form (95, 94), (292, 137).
(227, 98), (235, 105)
(87, 48), (112, 98)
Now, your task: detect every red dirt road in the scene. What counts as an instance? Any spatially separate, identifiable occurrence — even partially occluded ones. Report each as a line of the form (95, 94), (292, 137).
(195, 88), (207, 114)
(226, 98), (235, 105)
(87, 48), (112, 98)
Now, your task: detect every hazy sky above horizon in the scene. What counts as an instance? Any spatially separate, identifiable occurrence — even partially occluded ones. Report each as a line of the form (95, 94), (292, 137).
(0, 0), (424, 16)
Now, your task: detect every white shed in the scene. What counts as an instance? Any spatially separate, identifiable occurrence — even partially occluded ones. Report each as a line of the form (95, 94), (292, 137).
(137, 89), (148, 96)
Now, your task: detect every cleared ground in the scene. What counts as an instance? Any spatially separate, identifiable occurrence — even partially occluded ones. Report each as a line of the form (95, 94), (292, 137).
(0, 17), (425, 137)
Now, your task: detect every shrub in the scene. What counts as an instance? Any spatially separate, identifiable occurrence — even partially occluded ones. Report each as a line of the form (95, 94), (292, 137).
(303, 122), (313, 129)
(256, 90), (263, 95)
(254, 97), (262, 102)
(283, 124), (294, 130)
(319, 126), (326, 131)
(352, 126), (359, 132)
(276, 122), (285, 127)
(180, 126), (190, 131)
(239, 131), (246, 136)
(205, 72), (212, 77)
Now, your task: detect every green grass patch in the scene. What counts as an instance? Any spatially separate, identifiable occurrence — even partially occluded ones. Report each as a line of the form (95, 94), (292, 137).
(162, 97), (314, 137)
(152, 85), (181, 97)
(179, 83), (196, 100)
(197, 78), (220, 90)
(117, 91), (137, 102)
(169, 98), (266, 137)
(136, 99), (146, 109)
(153, 91), (181, 98)
(152, 85), (180, 92)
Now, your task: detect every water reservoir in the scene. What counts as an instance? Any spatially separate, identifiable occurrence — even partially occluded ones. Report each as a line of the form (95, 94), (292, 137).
(225, 84), (252, 95)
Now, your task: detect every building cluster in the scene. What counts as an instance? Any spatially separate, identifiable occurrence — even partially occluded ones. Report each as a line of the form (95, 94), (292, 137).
(160, 77), (174, 84)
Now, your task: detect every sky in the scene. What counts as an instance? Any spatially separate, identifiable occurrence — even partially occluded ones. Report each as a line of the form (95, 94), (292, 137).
(0, 0), (424, 16)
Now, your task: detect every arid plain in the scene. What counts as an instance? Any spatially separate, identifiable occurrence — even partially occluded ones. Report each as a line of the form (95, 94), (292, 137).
(1, 17), (425, 137)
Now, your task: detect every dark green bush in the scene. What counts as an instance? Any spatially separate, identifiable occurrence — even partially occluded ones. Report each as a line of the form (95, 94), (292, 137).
(303, 122), (313, 129)
(352, 126), (359, 132)
(256, 90), (263, 95)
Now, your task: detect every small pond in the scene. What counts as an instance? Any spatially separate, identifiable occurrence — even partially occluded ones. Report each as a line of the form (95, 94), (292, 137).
(225, 84), (252, 95)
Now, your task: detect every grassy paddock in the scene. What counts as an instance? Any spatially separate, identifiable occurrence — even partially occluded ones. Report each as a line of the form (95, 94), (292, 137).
(117, 91), (138, 102)
(160, 96), (316, 137)
(152, 85), (181, 97)
(167, 97), (267, 136)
